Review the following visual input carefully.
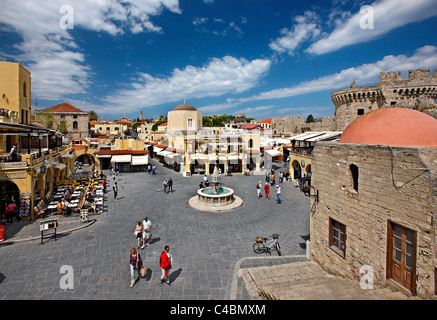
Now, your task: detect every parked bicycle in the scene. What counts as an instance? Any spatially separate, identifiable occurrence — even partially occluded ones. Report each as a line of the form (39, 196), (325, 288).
(253, 233), (281, 256)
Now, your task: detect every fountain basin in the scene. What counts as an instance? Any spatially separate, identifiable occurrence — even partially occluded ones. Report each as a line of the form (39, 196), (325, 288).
(189, 186), (243, 212)
(197, 187), (234, 206)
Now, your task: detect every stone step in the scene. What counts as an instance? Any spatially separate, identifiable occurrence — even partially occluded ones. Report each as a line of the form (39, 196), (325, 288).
(239, 260), (414, 300)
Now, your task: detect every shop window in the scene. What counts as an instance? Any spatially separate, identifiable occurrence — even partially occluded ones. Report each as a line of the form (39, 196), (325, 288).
(350, 164), (359, 192)
(329, 218), (346, 257)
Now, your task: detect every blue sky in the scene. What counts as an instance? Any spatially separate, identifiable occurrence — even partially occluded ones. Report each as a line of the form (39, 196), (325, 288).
(1, 0), (436, 121)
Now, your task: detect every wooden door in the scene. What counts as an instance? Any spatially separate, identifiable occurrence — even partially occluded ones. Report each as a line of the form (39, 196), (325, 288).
(388, 222), (416, 295)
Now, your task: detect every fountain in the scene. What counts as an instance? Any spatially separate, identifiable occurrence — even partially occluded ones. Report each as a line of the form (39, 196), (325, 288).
(189, 166), (243, 212)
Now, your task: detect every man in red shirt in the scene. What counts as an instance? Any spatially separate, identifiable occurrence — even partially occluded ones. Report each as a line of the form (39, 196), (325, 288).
(264, 183), (270, 199)
(159, 246), (172, 285)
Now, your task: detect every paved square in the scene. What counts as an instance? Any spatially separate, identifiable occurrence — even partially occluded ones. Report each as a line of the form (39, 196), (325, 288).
(0, 160), (310, 300)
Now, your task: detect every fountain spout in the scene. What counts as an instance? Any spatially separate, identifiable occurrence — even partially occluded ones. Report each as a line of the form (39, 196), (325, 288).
(211, 166), (220, 194)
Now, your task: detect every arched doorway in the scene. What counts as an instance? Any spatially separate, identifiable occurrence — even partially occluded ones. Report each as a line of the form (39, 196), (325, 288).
(0, 181), (20, 219)
(292, 160), (302, 181)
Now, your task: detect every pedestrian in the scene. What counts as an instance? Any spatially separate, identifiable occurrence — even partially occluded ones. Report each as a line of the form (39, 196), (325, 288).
(159, 245), (172, 285)
(148, 165), (151, 174)
(270, 172), (275, 186)
(163, 179), (167, 193)
(152, 165), (156, 175)
(264, 183), (270, 199)
(142, 216), (152, 249)
(256, 181), (262, 199)
(9, 144), (18, 162)
(276, 185), (282, 204)
(133, 220), (143, 249)
(129, 247), (143, 287)
(167, 178), (173, 193)
(265, 170), (270, 183)
(279, 171), (283, 183)
(102, 178), (107, 193)
(113, 181), (118, 201)
(5, 201), (15, 224)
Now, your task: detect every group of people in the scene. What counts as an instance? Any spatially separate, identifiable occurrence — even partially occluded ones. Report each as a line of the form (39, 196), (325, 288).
(56, 197), (72, 216)
(162, 178), (174, 194)
(256, 181), (282, 204)
(129, 216), (173, 287)
(147, 165), (156, 175)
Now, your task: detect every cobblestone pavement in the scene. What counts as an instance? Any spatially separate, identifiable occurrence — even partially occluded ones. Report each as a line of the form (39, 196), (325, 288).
(0, 160), (310, 300)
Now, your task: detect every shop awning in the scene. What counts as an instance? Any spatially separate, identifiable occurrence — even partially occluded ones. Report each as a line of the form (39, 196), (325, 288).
(111, 154), (132, 163)
(157, 150), (172, 157)
(153, 146), (164, 153)
(131, 155), (149, 165)
(264, 149), (282, 157)
(61, 154), (75, 158)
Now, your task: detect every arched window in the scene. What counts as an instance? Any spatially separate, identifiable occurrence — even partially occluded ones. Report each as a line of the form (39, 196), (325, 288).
(350, 164), (359, 192)
(248, 139), (253, 148)
(73, 121), (78, 129)
(23, 82), (27, 97)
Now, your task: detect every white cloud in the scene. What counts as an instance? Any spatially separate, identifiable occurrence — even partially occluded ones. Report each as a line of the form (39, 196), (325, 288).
(212, 46), (437, 109)
(269, 11), (321, 55)
(102, 56), (272, 113)
(0, 0), (182, 100)
(307, 0), (437, 55)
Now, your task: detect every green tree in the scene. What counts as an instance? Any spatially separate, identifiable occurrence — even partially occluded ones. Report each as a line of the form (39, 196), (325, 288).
(152, 119), (167, 131)
(58, 120), (69, 134)
(306, 114), (314, 123)
(89, 110), (99, 121)
(202, 116), (213, 127)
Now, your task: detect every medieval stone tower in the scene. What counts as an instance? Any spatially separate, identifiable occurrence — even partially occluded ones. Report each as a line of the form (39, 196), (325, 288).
(331, 69), (437, 130)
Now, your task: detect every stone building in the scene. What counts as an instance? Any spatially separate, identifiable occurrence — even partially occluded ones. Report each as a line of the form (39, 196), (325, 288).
(332, 69), (437, 130)
(271, 115), (336, 135)
(35, 103), (90, 140)
(309, 108), (437, 298)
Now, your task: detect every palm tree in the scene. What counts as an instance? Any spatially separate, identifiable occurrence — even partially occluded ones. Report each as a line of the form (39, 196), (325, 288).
(89, 110), (99, 121)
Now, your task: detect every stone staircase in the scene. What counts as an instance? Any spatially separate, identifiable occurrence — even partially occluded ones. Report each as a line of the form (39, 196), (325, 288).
(239, 260), (414, 300)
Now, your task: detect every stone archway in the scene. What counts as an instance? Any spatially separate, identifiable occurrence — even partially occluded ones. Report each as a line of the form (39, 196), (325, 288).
(291, 160), (301, 181)
(69, 148), (100, 173)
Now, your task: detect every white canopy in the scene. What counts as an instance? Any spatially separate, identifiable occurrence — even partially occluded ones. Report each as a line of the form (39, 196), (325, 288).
(111, 154), (132, 163)
(131, 155), (148, 165)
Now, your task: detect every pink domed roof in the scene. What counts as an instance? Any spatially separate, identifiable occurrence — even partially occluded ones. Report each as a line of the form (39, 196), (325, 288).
(339, 108), (437, 147)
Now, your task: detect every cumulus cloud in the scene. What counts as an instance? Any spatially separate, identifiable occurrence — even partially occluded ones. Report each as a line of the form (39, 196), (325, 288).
(102, 56), (272, 113)
(0, 0), (182, 100)
(269, 11), (321, 56)
(209, 45), (437, 110)
(307, 0), (437, 55)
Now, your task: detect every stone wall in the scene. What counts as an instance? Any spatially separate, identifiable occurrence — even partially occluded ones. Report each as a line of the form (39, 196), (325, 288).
(310, 142), (436, 298)
(271, 115), (336, 135)
(332, 69), (437, 130)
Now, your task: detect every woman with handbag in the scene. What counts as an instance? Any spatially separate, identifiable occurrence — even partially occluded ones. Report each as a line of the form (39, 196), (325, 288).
(133, 221), (143, 249)
(129, 247), (143, 287)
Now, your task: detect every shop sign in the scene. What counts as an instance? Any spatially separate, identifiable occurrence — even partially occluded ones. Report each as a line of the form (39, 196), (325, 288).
(0, 172), (26, 180)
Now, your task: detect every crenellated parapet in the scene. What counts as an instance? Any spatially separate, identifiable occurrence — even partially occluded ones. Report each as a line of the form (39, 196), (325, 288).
(331, 69), (437, 130)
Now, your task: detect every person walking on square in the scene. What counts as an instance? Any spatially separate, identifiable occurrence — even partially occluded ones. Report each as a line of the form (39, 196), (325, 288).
(113, 181), (118, 201)
(134, 220), (143, 249)
(264, 183), (270, 199)
(148, 165), (151, 174)
(256, 181), (262, 199)
(276, 185), (282, 204)
(129, 247), (143, 287)
(167, 178), (173, 193)
(163, 179), (168, 193)
(141, 216), (152, 249)
(159, 246), (172, 285)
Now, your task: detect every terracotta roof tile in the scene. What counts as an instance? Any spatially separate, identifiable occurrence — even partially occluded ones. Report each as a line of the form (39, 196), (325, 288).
(44, 103), (85, 113)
